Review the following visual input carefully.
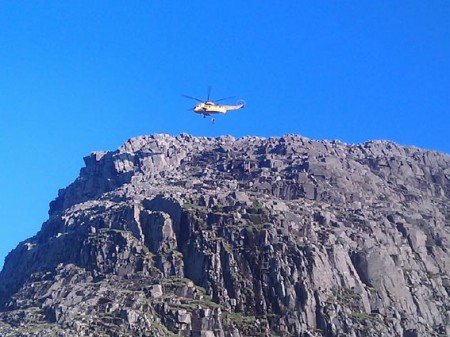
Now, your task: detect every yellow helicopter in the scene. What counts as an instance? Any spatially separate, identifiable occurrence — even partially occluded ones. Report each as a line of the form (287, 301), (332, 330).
(183, 87), (244, 121)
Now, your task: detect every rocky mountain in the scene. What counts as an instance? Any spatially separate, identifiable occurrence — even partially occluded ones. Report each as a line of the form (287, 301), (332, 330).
(0, 133), (449, 337)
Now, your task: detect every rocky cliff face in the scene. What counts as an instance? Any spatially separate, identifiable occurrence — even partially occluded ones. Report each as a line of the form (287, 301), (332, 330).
(0, 134), (449, 336)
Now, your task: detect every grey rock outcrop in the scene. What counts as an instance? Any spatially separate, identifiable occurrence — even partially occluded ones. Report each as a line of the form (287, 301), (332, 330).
(0, 133), (449, 336)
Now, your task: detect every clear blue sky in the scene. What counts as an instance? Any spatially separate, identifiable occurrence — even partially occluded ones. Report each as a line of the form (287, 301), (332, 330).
(1, 1), (449, 268)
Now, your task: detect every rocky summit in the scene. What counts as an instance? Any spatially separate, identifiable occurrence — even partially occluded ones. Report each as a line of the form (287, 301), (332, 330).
(0, 133), (449, 337)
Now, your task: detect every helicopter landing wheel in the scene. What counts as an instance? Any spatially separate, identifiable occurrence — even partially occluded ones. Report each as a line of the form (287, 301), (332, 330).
(211, 118), (216, 124)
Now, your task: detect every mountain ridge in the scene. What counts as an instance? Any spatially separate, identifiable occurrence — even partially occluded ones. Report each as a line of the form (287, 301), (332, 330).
(1, 133), (449, 336)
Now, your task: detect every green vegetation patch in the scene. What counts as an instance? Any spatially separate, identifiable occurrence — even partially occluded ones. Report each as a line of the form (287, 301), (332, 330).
(223, 312), (257, 328)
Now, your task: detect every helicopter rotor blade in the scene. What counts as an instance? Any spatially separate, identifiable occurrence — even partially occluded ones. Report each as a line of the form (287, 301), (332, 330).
(182, 94), (204, 102)
(207, 86), (212, 101)
(214, 96), (235, 103)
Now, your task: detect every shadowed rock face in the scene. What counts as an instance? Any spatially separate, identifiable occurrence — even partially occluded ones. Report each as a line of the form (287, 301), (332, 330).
(1, 133), (449, 336)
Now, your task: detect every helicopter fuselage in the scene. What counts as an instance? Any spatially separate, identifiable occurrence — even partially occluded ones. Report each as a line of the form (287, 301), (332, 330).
(193, 101), (244, 116)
